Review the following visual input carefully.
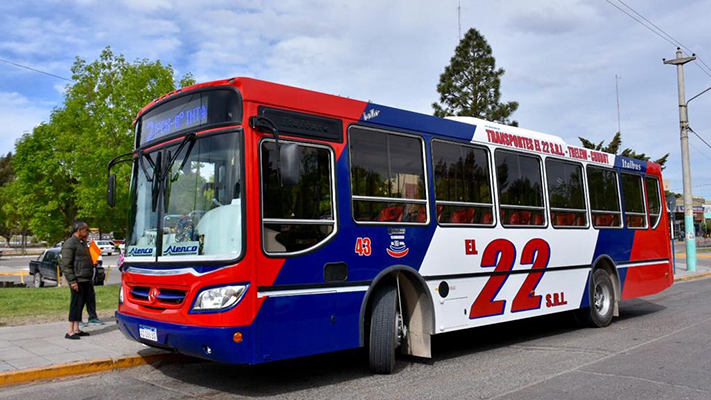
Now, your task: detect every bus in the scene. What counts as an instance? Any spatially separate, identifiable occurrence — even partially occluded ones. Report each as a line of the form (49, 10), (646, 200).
(108, 77), (673, 374)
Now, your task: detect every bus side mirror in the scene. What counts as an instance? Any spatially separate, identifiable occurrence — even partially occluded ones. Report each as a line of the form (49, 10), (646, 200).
(107, 174), (116, 208)
(279, 143), (301, 187)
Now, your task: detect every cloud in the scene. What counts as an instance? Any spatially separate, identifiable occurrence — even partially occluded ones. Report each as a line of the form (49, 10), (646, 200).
(506, 0), (601, 35)
(1, 0), (711, 195)
(0, 92), (52, 155)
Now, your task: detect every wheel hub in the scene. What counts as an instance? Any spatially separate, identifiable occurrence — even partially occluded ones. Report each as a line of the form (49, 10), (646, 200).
(594, 281), (611, 315)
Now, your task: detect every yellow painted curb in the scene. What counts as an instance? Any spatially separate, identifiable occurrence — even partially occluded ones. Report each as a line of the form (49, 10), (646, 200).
(674, 271), (711, 282)
(0, 352), (183, 387)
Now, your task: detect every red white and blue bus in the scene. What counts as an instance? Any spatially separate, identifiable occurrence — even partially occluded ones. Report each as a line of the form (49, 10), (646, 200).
(108, 77), (672, 373)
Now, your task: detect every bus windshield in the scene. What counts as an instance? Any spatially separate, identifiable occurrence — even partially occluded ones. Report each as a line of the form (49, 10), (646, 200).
(126, 131), (243, 262)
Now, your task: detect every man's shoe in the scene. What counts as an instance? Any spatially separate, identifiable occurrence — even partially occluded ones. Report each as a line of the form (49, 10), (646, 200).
(75, 331), (90, 337)
(65, 333), (80, 340)
(88, 318), (104, 326)
(79, 322), (88, 328)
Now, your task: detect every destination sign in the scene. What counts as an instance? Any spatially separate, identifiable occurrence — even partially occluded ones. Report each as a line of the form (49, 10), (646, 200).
(142, 97), (208, 144)
(138, 88), (242, 147)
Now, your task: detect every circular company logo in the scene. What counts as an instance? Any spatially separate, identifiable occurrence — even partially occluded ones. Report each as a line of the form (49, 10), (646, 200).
(148, 287), (159, 304)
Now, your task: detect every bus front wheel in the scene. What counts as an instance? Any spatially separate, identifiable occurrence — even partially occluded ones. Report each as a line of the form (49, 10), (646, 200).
(581, 268), (615, 328)
(369, 284), (400, 374)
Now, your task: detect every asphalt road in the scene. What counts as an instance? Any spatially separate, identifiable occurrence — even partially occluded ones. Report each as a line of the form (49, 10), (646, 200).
(0, 254), (122, 286)
(3, 277), (711, 399)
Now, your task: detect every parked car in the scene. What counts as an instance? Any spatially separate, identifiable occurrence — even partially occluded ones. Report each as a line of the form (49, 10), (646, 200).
(0, 248), (3, 258)
(28, 248), (105, 288)
(94, 240), (115, 256)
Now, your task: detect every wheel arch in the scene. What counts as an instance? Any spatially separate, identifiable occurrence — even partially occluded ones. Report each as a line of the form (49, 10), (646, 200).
(360, 265), (435, 358)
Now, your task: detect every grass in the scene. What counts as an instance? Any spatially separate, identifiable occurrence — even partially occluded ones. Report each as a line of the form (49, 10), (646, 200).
(0, 285), (120, 327)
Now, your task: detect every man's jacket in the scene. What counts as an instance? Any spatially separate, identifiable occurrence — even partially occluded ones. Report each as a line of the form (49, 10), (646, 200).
(60, 236), (94, 284)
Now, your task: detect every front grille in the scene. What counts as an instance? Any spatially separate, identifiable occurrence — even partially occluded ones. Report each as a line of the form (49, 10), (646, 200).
(130, 286), (150, 301)
(127, 285), (187, 309)
(156, 288), (187, 304)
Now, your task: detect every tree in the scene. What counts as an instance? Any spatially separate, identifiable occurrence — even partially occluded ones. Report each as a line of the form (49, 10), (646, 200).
(0, 180), (33, 252)
(0, 153), (13, 186)
(433, 28), (519, 126)
(0, 153), (15, 245)
(579, 132), (669, 169)
(12, 123), (77, 243)
(9, 47), (195, 244)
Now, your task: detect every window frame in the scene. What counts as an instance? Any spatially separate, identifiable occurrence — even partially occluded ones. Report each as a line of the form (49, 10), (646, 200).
(430, 138), (496, 228)
(645, 176), (662, 230)
(620, 172), (649, 230)
(259, 137), (338, 257)
(348, 125), (430, 226)
(544, 157), (590, 230)
(494, 149), (548, 229)
(585, 165), (623, 230)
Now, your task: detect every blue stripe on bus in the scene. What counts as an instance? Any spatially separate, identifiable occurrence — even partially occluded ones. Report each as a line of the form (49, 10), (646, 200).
(360, 103), (477, 141)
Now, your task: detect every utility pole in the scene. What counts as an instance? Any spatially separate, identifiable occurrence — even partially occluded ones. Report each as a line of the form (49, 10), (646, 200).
(615, 74), (621, 134)
(458, 1), (462, 40)
(664, 48), (697, 272)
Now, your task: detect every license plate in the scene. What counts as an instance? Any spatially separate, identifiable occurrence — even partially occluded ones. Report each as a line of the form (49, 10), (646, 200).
(139, 325), (158, 342)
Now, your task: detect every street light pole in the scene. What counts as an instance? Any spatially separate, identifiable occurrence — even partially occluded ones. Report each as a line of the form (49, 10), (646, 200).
(664, 48), (697, 272)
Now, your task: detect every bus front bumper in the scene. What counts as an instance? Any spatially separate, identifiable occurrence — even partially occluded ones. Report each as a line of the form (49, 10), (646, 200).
(115, 311), (251, 364)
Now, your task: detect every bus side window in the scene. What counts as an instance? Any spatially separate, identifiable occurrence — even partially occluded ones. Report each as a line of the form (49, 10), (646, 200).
(495, 150), (545, 227)
(545, 159), (588, 228)
(349, 127), (428, 224)
(586, 166), (622, 228)
(645, 177), (661, 228)
(621, 173), (648, 229)
(431, 140), (494, 226)
(261, 141), (336, 254)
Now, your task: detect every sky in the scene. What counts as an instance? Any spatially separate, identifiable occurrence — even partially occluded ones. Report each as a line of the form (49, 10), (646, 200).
(1, 0), (711, 197)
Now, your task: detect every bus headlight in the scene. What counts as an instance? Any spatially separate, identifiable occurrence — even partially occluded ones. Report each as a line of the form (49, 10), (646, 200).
(192, 285), (247, 311)
(119, 285), (124, 304)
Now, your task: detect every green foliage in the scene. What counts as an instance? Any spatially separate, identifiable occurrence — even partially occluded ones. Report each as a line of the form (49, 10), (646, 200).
(0, 153), (13, 186)
(579, 131), (669, 169)
(7, 47), (194, 244)
(0, 153), (15, 243)
(433, 28), (519, 126)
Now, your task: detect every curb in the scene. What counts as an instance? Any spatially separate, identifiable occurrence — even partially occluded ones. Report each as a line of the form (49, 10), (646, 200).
(0, 352), (186, 388)
(674, 271), (711, 282)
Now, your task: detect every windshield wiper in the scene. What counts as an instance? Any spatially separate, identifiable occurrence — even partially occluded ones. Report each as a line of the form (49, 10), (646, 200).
(139, 150), (156, 182)
(162, 132), (197, 183)
(161, 133), (197, 211)
(152, 152), (162, 213)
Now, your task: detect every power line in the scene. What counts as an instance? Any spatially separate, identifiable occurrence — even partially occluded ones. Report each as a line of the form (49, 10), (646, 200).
(616, 0), (711, 77)
(689, 140), (711, 162)
(604, 0), (676, 47)
(0, 57), (71, 81)
(605, 0), (711, 80)
(689, 126), (711, 150)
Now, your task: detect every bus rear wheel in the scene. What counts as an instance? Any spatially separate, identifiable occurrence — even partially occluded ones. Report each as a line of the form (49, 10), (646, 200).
(369, 284), (401, 374)
(581, 268), (615, 327)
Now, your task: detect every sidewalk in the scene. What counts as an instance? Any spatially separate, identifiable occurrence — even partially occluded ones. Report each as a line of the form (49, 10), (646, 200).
(670, 255), (711, 281)
(0, 316), (176, 386)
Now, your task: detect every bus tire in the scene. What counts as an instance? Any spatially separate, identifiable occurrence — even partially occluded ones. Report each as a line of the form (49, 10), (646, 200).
(369, 284), (398, 374)
(583, 268), (615, 327)
(34, 272), (44, 288)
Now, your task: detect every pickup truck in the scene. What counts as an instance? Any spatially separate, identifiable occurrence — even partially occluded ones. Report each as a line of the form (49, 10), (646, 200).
(29, 248), (105, 288)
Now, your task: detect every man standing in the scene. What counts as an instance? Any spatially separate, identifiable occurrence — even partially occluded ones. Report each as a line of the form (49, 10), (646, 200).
(61, 221), (94, 340)
(81, 252), (104, 327)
